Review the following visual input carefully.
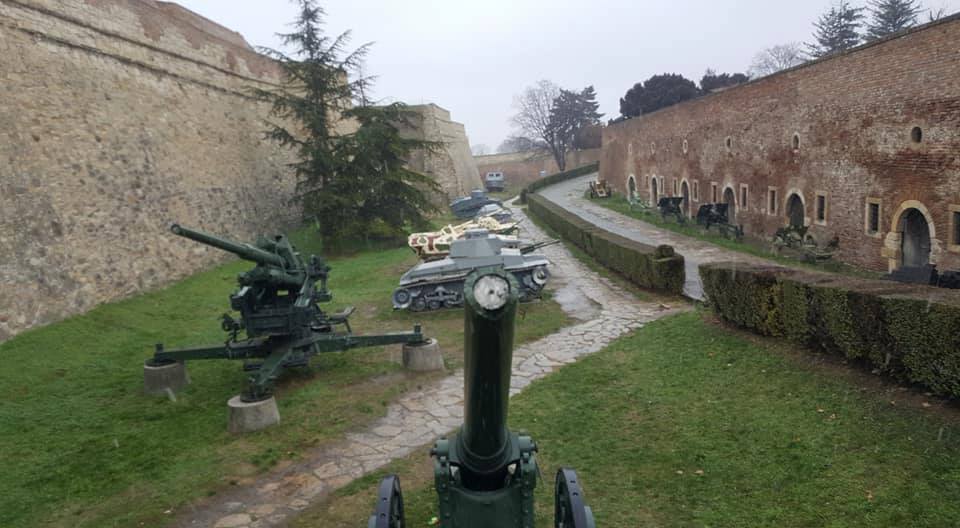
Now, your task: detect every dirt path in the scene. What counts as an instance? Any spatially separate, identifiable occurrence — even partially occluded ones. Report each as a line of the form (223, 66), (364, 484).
(173, 201), (689, 528)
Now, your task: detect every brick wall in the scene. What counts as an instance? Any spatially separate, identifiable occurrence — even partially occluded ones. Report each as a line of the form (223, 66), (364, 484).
(600, 14), (960, 273)
(475, 148), (602, 190)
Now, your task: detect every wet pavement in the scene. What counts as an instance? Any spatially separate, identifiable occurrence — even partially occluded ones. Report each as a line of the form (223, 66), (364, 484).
(538, 174), (776, 300)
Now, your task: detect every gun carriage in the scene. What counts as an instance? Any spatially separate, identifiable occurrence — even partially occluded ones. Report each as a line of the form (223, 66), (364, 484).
(657, 196), (686, 224)
(695, 203), (743, 240)
(145, 224), (425, 404)
(369, 268), (596, 528)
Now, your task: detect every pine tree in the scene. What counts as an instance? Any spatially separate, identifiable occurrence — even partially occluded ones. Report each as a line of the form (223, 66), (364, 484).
(255, 0), (438, 241)
(866, 0), (922, 40)
(807, 1), (866, 58)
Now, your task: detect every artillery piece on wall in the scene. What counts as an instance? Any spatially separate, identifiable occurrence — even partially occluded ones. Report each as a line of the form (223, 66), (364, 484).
(144, 224), (428, 432)
(369, 268), (596, 527)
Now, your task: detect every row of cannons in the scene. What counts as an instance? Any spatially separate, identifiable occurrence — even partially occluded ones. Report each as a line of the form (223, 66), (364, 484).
(143, 225), (597, 526)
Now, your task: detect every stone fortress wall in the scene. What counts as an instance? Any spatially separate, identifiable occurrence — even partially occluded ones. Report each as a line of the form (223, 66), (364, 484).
(474, 148), (602, 189)
(0, 0), (301, 341)
(601, 14), (960, 273)
(404, 103), (481, 200)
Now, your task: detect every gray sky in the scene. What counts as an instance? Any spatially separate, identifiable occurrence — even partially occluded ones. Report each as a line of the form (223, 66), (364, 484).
(175, 0), (959, 152)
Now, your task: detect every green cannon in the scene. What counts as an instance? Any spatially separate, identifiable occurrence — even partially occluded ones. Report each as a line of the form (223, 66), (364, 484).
(368, 267), (596, 528)
(145, 224), (426, 410)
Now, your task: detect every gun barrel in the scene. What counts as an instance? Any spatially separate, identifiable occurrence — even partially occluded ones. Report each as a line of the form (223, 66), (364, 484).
(460, 269), (518, 475)
(170, 224), (285, 268)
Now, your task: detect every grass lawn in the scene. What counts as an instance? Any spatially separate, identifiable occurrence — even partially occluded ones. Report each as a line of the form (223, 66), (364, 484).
(0, 234), (570, 528)
(294, 311), (960, 527)
(594, 196), (881, 279)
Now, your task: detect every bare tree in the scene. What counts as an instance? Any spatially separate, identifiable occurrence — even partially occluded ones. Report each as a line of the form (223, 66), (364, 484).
(471, 144), (490, 156)
(497, 135), (545, 154)
(511, 80), (564, 170)
(748, 42), (807, 78)
(927, 4), (948, 21)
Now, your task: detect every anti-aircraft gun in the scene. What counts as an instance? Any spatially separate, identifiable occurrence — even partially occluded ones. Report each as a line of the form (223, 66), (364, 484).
(368, 267), (596, 528)
(145, 225), (426, 417)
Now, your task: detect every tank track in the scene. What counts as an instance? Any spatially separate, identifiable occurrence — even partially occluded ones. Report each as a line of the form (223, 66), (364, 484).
(393, 266), (549, 312)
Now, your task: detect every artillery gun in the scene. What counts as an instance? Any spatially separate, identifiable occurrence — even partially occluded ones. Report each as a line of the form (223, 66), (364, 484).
(393, 230), (552, 312)
(369, 268), (596, 527)
(145, 225), (426, 427)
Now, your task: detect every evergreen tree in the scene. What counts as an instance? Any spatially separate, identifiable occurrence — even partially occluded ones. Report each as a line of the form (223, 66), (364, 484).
(807, 1), (866, 58)
(866, 0), (922, 40)
(700, 70), (749, 92)
(618, 74), (700, 118)
(255, 0), (438, 241)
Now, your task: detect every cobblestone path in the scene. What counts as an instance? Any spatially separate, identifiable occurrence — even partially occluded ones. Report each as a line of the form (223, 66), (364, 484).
(176, 201), (688, 528)
(540, 174), (775, 300)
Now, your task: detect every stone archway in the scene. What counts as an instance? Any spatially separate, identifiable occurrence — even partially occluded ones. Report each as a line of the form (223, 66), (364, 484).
(723, 186), (736, 221)
(680, 180), (690, 217)
(900, 208), (932, 268)
(627, 174), (637, 201)
(786, 193), (804, 228)
(650, 177), (658, 205)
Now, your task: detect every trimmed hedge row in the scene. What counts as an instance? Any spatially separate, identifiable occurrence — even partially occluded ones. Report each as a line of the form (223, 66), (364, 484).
(527, 193), (685, 295)
(701, 262), (960, 397)
(519, 162), (600, 204)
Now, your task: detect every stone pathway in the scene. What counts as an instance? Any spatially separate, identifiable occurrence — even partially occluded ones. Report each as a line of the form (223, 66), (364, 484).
(540, 174), (776, 300)
(175, 201), (688, 528)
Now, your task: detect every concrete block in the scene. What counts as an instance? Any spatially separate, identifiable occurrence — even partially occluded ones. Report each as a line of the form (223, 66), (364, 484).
(402, 338), (444, 372)
(227, 395), (280, 434)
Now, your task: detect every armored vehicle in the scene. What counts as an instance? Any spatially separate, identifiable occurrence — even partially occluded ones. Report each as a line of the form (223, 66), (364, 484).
(393, 230), (550, 311)
(450, 189), (502, 219)
(484, 171), (505, 192)
(473, 203), (514, 223)
(408, 215), (519, 261)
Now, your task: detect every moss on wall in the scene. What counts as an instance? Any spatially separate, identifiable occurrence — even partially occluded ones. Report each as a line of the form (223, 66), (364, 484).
(527, 193), (685, 295)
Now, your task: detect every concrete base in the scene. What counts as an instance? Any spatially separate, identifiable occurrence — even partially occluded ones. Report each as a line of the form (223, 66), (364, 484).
(402, 338), (444, 372)
(227, 395), (280, 434)
(143, 360), (190, 395)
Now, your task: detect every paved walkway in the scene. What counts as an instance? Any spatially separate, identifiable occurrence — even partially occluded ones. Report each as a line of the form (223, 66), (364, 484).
(540, 174), (775, 299)
(175, 200), (688, 528)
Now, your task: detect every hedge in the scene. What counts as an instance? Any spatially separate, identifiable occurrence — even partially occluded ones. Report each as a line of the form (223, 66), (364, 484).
(527, 193), (685, 295)
(701, 262), (960, 398)
(519, 162), (600, 204)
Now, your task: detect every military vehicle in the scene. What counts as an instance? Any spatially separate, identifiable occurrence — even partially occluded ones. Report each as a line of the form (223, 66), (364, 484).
(484, 171), (505, 192)
(408, 215), (519, 261)
(474, 203), (514, 223)
(369, 268), (596, 527)
(393, 230), (551, 312)
(145, 224), (425, 402)
(450, 189), (502, 219)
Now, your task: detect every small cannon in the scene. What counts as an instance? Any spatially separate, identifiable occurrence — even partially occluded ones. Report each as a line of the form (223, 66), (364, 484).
(657, 196), (686, 224)
(588, 179), (611, 198)
(695, 203), (743, 240)
(145, 224), (427, 431)
(369, 268), (595, 527)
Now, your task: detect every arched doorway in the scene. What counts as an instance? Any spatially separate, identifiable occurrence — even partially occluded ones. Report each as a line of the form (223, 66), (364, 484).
(900, 208), (931, 267)
(786, 193), (804, 228)
(627, 175), (637, 201)
(650, 177), (658, 205)
(680, 181), (690, 217)
(722, 187), (736, 221)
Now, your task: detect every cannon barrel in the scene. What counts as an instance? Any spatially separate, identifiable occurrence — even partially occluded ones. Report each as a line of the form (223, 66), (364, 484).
(459, 269), (518, 477)
(170, 224), (285, 268)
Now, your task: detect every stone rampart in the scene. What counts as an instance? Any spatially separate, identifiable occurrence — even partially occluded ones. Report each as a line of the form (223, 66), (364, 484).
(0, 0), (299, 340)
(404, 103), (481, 200)
(475, 148), (601, 190)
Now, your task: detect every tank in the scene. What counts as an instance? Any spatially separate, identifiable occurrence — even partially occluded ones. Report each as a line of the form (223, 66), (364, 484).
(407, 215), (520, 261)
(474, 203), (514, 223)
(450, 189), (502, 219)
(393, 230), (550, 311)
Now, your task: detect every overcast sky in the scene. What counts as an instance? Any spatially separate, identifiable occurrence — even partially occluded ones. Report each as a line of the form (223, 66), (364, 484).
(175, 0), (959, 152)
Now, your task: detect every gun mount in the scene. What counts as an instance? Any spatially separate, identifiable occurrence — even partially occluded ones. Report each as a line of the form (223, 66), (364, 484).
(369, 268), (596, 528)
(146, 224), (425, 407)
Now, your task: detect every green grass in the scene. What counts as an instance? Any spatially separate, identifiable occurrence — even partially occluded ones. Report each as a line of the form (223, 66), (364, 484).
(0, 236), (570, 527)
(595, 196), (881, 278)
(295, 311), (960, 527)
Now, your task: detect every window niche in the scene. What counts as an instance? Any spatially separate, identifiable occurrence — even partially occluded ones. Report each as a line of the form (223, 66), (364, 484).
(767, 187), (778, 216)
(865, 198), (882, 236)
(815, 192), (828, 225)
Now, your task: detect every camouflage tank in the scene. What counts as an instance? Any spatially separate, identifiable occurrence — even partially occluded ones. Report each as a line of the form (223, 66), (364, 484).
(408, 215), (520, 262)
(393, 230), (550, 311)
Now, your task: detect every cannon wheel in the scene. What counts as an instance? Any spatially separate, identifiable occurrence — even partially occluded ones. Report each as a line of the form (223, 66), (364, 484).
(368, 475), (405, 528)
(555, 468), (596, 528)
